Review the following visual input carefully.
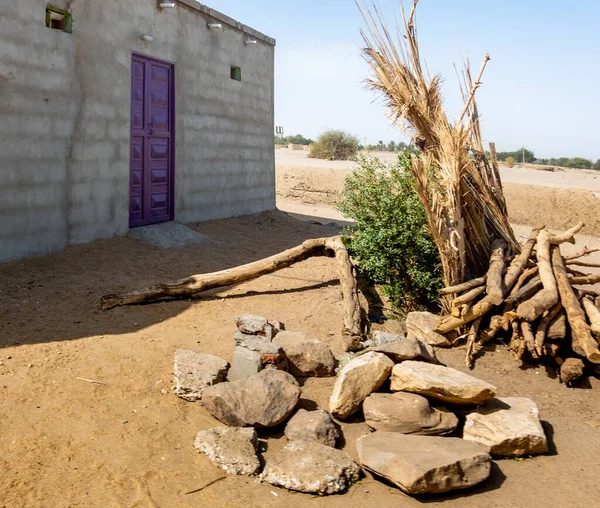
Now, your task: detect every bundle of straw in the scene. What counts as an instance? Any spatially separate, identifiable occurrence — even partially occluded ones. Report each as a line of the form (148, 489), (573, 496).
(359, 0), (519, 299)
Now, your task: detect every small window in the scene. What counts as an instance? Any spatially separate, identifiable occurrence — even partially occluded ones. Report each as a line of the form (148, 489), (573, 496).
(46, 5), (72, 33)
(230, 66), (242, 82)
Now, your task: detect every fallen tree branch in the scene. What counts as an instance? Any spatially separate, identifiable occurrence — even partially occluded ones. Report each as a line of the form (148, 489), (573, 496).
(534, 303), (563, 357)
(504, 226), (543, 293)
(452, 286), (486, 307)
(564, 246), (600, 260)
(100, 236), (364, 351)
(582, 297), (600, 337)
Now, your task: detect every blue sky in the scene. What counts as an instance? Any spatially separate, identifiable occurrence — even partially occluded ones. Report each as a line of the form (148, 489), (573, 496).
(209, 1), (600, 159)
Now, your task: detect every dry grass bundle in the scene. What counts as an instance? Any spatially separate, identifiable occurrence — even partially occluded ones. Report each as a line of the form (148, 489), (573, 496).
(358, 0), (518, 301)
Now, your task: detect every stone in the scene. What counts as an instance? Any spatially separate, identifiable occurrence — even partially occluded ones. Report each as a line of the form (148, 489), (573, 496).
(193, 427), (260, 475)
(373, 331), (405, 345)
(329, 352), (394, 419)
(227, 346), (262, 382)
(173, 349), (229, 402)
(260, 440), (361, 495)
(463, 397), (548, 457)
(273, 331), (336, 377)
(203, 369), (301, 428)
(234, 332), (287, 368)
(284, 409), (339, 447)
(406, 311), (451, 347)
(235, 314), (274, 340)
(363, 392), (458, 435)
(390, 361), (497, 405)
(560, 357), (585, 385)
(356, 433), (491, 495)
(364, 336), (438, 364)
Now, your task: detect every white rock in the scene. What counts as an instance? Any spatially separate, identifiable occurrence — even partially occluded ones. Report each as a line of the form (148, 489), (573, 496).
(173, 350), (229, 402)
(463, 397), (548, 457)
(364, 336), (438, 364)
(356, 432), (491, 495)
(284, 409), (339, 447)
(260, 440), (361, 495)
(194, 427), (260, 475)
(329, 352), (394, 419)
(390, 361), (496, 405)
(406, 311), (451, 347)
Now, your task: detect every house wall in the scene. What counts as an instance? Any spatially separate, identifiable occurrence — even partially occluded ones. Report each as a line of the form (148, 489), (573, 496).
(0, 0), (276, 262)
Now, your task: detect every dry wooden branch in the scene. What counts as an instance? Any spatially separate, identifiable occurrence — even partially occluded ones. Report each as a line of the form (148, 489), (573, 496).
(510, 266), (539, 296)
(534, 303), (563, 357)
(465, 317), (482, 368)
(486, 239), (507, 300)
(552, 248), (600, 363)
(479, 314), (505, 344)
(516, 231), (559, 321)
(101, 236), (364, 351)
(440, 276), (486, 296)
(582, 297), (600, 337)
(452, 286), (486, 307)
(570, 274), (600, 285)
(504, 226), (543, 293)
(564, 246), (600, 260)
(505, 276), (542, 306)
(521, 321), (538, 359)
(566, 260), (600, 268)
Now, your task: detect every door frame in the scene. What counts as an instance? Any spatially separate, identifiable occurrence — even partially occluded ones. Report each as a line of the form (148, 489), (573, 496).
(130, 52), (176, 227)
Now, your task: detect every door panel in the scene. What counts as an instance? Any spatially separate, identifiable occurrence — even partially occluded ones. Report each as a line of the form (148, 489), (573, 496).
(130, 54), (174, 228)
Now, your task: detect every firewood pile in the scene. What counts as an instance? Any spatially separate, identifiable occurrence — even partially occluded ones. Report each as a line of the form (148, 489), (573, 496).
(434, 222), (600, 377)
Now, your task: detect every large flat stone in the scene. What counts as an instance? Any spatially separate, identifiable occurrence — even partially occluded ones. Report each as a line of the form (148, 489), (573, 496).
(284, 409), (339, 447)
(356, 433), (491, 495)
(390, 361), (496, 405)
(260, 440), (361, 495)
(329, 352), (394, 419)
(273, 331), (336, 377)
(406, 311), (451, 347)
(235, 314), (274, 340)
(203, 369), (300, 428)
(173, 350), (229, 402)
(463, 397), (548, 457)
(363, 392), (458, 435)
(194, 427), (260, 475)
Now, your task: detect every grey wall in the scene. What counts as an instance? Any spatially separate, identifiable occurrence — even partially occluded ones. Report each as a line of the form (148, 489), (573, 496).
(0, 0), (276, 262)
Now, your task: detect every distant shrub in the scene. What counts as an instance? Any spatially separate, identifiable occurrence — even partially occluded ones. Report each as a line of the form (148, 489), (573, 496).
(337, 153), (443, 312)
(309, 130), (359, 161)
(593, 159), (600, 171)
(504, 156), (516, 168)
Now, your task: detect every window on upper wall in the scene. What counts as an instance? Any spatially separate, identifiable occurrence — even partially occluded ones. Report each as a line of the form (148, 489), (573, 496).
(230, 66), (242, 82)
(46, 5), (72, 33)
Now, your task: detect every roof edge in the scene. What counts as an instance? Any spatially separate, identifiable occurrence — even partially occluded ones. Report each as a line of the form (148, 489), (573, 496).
(176, 1), (276, 46)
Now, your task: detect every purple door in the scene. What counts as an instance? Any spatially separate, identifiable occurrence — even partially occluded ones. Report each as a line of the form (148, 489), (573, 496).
(130, 53), (175, 228)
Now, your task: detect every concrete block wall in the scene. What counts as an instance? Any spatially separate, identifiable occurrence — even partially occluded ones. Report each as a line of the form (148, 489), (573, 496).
(0, 0), (276, 262)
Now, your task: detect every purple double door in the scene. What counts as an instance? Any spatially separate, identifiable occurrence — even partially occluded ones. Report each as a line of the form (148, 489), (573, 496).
(129, 53), (175, 228)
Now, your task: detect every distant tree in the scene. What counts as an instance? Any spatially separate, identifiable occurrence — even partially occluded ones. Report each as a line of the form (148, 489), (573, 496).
(497, 148), (535, 164)
(593, 159), (600, 171)
(308, 130), (359, 160)
(289, 134), (314, 146)
(387, 140), (397, 152)
(377, 140), (385, 151)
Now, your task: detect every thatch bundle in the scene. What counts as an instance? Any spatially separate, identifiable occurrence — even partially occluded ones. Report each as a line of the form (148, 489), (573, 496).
(359, 0), (519, 294)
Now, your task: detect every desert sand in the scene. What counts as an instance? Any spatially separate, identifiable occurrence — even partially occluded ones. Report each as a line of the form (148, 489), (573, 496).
(1, 152), (600, 507)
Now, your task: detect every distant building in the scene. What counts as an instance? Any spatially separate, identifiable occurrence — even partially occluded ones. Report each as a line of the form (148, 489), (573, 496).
(0, 0), (276, 262)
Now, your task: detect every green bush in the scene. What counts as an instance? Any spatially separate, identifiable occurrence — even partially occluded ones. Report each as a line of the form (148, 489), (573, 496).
(337, 153), (443, 312)
(308, 130), (359, 160)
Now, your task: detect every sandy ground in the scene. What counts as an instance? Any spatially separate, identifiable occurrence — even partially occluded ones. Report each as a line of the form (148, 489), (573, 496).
(2, 208), (600, 507)
(276, 149), (600, 236)
(2, 151), (600, 506)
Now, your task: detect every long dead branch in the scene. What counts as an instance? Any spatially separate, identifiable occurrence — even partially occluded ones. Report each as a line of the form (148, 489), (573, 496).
(101, 236), (363, 351)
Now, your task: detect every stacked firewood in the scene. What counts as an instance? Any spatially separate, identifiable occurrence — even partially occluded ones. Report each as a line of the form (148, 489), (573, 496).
(435, 223), (600, 378)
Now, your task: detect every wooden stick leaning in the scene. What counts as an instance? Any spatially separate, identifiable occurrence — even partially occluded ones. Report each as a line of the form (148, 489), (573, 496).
(100, 236), (364, 351)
